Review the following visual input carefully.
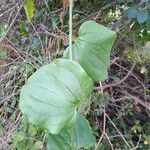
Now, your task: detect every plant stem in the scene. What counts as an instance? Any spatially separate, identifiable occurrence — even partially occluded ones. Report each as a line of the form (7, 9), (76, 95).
(69, 0), (73, 60)
(99, 81), (103, 96)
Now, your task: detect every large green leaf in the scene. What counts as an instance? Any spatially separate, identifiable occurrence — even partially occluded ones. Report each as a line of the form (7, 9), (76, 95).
(19, 59), (93, 134)
(63, 20), (116, 81)
(47, 113), (96, 150)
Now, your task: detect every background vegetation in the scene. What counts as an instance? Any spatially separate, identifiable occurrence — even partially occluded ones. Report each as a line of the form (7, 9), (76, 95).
(0, 0), (150, 149)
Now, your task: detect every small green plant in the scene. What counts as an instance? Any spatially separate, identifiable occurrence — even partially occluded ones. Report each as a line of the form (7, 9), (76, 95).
(19, 20), (116, 149)
(126, 7), (149, 25)
(124, 1), (150, 30)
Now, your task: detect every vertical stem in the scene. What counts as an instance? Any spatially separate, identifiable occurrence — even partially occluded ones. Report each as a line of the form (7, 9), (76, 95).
(99, 81), (103, 96)
(69, 0), (73, 60)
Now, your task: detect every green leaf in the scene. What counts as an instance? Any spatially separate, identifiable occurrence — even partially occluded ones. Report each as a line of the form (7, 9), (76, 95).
(47, 134), (72, 150)
(20, 23), (29, 36)
(24, 0), (35, 22)
(19, 58), (93, 134)
(69, 113), (96, 149)
(137, 10), (148, 24)
(126, 7), (138, 19)
(47, 113), (96, 149)
(63, 20), (116, 81)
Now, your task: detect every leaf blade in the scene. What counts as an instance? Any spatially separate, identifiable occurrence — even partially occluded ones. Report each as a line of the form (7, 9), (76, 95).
(47, 113), (96, 149)
(19, 59), (93, 134)
(63, 20), (116, 81)
(70, 113), (96, 148)
(47, 134), (72, 150)
(126, 7), (138, 19)
(24, 0), (35, 22)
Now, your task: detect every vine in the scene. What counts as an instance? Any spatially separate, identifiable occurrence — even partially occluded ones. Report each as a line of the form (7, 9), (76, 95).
(19, 1), (117, 149)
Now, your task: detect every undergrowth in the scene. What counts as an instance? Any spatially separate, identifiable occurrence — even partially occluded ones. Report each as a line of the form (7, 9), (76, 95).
(0, 0), (150, 149)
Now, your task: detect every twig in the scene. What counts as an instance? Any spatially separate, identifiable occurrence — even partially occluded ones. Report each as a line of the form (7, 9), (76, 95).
(69, 0), (73, 60)
(95, 106), (106, 150)
(131, 135), (142, 150)
(0, 3), (19, 17)
(39, 24), (66, 39)
(94, 60), (136, 90)
(94, 2), (116, 21)
(30, 22), (45, 60)
(120, 91), (150, 111)
(0, 3), (24, 43)
(106, 113), (132, 149)
(113, 61), (144, 87)
(104, 133), (114, 150)
(103, 134), (129, 140)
